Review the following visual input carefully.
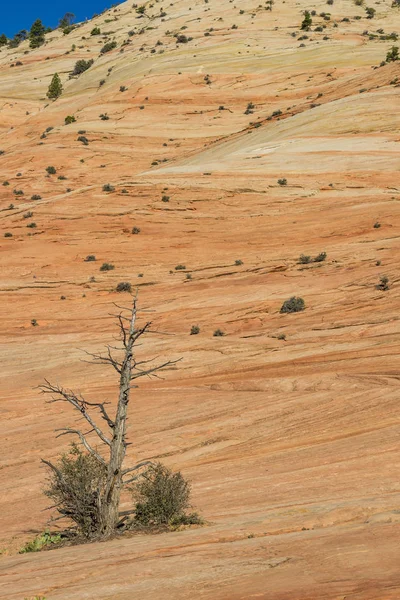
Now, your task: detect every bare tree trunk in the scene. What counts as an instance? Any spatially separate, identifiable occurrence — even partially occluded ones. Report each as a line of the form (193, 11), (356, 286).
(41, 295), (179, 538)
(99, 302), (136, 534)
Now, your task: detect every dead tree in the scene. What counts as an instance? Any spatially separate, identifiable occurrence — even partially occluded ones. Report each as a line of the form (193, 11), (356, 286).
(40, 295), (179, 537)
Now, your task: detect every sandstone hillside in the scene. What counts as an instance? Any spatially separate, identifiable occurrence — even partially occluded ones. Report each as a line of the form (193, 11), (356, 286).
(0, 0), (400, 598)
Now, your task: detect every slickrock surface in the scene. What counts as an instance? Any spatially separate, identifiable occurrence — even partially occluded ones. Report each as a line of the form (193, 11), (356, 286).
(0, 0), (400, 597)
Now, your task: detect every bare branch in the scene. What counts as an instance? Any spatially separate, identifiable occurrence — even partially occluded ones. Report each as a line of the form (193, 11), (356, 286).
(40, 381), (111, 447)
(122, 460), (153, 484)
(82, 400), (115, 430)
(55, 428), (106, 465)
(130, 358), (182, 381)
(41, 458), (63, 479)
(81, 347), (123, 374)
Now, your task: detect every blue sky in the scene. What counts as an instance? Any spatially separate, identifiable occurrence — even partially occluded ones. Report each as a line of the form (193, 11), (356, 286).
(2, 0), (122, 37)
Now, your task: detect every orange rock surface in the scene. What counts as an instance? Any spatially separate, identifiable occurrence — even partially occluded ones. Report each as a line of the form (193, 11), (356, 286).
(0, 0), (400, 597)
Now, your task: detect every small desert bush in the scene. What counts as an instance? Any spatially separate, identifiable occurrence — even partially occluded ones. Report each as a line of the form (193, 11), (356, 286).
(280, 297), (305, 313)
(101, 41), (117, 54)
(299, 254), (311, 264)
(19, 530), (61, 553)
(46, 166), (56, 174)
(376, 276), (389, 291)
(100, 262), (115, 271)
(190, 325), (200, 335)
(131, 463), (200, 527)
(314, 251), (327, 262)
(72, 59), (94, 75)
(175, 264), (186, 270)
(103, 183), (115, 192)
(44, 444), (107, 538)
(65, 115), (76, 124)
(213, 328), (225, 336)
(277, 178), (287, 186)
(84, 254), (96, 261)
(116, 282), (132, 293)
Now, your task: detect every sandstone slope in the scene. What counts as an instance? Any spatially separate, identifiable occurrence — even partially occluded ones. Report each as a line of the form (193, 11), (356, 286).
(0, 0), (400, 598)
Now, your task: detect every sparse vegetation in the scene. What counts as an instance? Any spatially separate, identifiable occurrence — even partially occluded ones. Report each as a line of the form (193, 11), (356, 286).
(103, 183), (115, 192)
(47, 74), (63, 99)
(19, 531), (61, 553)
(65, 115), (76, 124)
(131, 463), (200, 527)
(190, 325), (200, 335)
(376, 275), (389, 291)
(116, 282), (132, 293)
(386, 46), (399, 62)
(72, 59), (94, 76)
(213, 329), (225, 336)
(277, 178), (287, 186)
(280, 297), (305, 313)
(301, 10), (313, 30)
(101, 41), (117, 54)
(100, 262), (115, 271)
(46, 166), (56, 175)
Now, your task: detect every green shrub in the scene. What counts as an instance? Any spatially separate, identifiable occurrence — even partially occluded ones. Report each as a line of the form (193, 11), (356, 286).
(132, 463), (197, 527)
(78, 135), (89, 145)
(72, 59), (94, 76)
(132, 226), (141, 234)
(47, 73), (63, 99)
(175, 264), (186, 270)
(91, 27), (101, 35)
(23, 211), (33, 219)
(31, 194), (42, 200)
(386, 46), (399, 62)
(301, 10), (312, 30)
(116, 282), (132, 292)
(27, 222), (37, 228)
(213, 328), (225, 336)
(65, 115), (76, 124)
(44, 444), (107, 538)
(100, 262), (114, 271)
(277, 178), (287, 186)
(235, 259), (243, 265)
(280, 297), (305, 313)
(100, 41), (117, 54)
(99, 113), (109, 120)
(46, 166), (56, 174)
(103, 183), (115, 192)
(376, 275), (389, 291)
(84, 255), (96, 261)
(4, 232), (12, 238)
(314, 251), (327, 262)
(190, 325), (200, 335)
(299, 254), (311, 264)
(19, 531), (61, 553)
